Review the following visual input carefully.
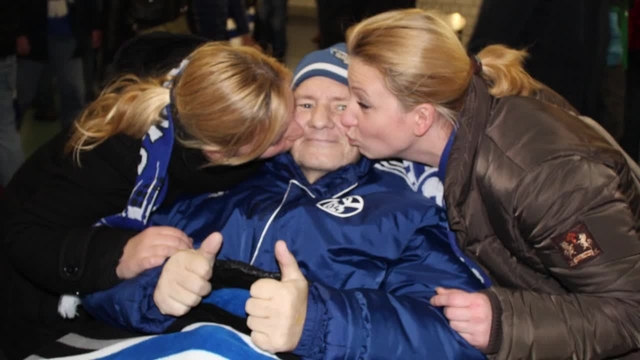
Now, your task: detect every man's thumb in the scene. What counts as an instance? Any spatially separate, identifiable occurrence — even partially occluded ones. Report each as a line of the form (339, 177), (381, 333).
(198, 232), (223, 263)
(275, 241), (303, 281)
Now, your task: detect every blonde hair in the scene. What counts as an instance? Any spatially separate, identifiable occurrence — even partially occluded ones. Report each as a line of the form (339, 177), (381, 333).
(346, 9), (543, 125)
(66, 42), (292, 166)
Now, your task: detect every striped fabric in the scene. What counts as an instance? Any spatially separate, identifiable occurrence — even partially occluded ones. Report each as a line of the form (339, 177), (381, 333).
(28, 323), (278, 360)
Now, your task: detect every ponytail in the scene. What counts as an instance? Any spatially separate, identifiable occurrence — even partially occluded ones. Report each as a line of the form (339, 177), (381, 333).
(477, 44), (543, 98)
(65, 74), (169, 164)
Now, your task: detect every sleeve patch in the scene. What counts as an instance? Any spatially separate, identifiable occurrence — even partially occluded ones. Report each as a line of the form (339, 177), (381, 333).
(551, 223), (603, 267)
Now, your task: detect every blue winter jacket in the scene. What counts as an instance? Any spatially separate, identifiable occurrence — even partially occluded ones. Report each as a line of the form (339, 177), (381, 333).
(83, 154), (487, 359)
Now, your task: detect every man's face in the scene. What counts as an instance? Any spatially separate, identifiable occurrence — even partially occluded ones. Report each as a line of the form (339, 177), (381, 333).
(291, 76), (361, 184)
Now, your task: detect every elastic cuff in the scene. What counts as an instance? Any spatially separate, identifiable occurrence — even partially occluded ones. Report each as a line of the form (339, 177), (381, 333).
(293, 284), (328, 358)
(480, 288), (503, 354)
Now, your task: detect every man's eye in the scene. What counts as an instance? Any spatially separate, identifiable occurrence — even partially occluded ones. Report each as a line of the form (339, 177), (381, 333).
(336, 104), (347, 111)
(297, 103), (313, 109)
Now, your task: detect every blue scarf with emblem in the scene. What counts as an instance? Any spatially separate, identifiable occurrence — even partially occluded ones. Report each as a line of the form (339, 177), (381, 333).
(96, 108), (175, 230)
(96, 58), (191, 229)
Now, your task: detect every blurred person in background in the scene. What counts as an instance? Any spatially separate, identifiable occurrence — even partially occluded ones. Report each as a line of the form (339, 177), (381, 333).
(0, 2), (23, 187)
(16, 0), (102, 130)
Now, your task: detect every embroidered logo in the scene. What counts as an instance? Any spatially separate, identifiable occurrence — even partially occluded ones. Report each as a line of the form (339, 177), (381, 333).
(330, 48), (349, 65)
(551, 223), (602, 267)
(316, 196), (364, 218)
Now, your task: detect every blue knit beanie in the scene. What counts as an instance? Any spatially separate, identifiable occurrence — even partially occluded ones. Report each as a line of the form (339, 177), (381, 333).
(292, 43), (349, 89)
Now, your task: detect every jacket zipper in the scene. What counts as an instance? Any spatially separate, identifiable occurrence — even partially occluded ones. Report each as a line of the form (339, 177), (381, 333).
(248, 179), (358, 265)
(249, 180), (315, 265)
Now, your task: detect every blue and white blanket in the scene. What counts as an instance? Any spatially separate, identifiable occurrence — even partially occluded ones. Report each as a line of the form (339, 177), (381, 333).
(31, 323), (279, 360)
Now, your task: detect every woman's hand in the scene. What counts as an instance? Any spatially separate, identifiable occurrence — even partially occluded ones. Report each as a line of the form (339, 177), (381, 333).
(430, 287), (492, 350)
(153, 232), (223, 316)
(246, 241), (308, 354)
(116, 226), (193, 280)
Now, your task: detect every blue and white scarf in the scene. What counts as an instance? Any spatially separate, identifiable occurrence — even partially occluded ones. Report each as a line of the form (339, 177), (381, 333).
(97, 58), (190, 230)
(96, 111), (175, 230)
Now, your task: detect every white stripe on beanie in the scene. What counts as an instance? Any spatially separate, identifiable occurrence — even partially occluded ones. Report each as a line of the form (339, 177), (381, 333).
(292, 62), (348, 88)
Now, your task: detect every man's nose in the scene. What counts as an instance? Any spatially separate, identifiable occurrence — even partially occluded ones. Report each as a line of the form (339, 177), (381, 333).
(308, 105), (334, 129)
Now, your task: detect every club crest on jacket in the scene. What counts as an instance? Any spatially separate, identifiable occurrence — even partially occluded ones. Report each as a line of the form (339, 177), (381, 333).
(552, 223), (602, 267)
(316, 196), (364, 218)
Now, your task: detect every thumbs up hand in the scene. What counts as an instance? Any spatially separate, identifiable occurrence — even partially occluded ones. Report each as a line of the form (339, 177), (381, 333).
(246, 241), (309, 353)
(153, 232), (223, 317)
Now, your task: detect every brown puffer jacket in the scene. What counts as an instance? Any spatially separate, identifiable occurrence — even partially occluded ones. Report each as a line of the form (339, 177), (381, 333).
(444, 76), (640, 359)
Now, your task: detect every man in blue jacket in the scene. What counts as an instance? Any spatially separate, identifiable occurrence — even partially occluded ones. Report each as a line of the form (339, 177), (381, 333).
(83, 44), (488, 360)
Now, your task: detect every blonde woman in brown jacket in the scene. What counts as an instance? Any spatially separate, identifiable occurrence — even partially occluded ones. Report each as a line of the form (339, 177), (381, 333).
(340, 9), (640, 360)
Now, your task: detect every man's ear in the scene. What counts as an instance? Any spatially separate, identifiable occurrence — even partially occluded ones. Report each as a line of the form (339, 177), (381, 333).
(412, 103), (436, 137)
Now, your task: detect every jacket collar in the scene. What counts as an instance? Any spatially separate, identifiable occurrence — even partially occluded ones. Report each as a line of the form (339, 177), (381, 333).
(265, 153), (372, 198)
(444, 75), (494, 235)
